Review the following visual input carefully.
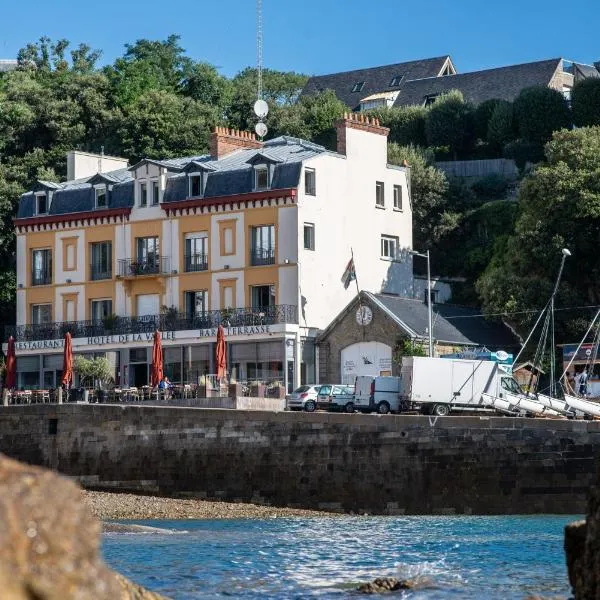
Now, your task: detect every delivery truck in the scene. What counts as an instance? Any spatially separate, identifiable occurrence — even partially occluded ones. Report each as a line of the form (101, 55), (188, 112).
(401, 356), (532, 416)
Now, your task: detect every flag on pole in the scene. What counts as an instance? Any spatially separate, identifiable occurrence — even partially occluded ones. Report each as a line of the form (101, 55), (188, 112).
(341, 257), (356, 289)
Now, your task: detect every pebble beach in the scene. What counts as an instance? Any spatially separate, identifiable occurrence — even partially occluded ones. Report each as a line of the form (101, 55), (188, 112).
(83, 490), (332, 520)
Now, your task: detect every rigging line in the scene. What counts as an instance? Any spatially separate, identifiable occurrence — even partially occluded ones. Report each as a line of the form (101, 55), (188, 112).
(560, 308), (600, 381)
(513, 298), (552, 365)
(441, 304), (600, 320)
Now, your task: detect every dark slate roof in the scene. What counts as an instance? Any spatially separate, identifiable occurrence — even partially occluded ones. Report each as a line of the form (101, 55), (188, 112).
(16, 136), (325, 218)
(571, 63), (600, 79)
(369, 292), (518, 348)
(394, 59), (562, 106)
(301, 56), (451, 110)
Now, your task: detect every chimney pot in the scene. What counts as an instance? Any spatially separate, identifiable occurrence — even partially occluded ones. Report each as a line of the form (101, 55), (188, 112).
(402, 159), (409, 167)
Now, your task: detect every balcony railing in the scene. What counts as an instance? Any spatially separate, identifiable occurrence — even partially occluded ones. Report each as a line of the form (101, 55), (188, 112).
(251, 248), (276, 266)
(90, 263), (112, 281)
(118, 256), (169, 277)
(32, 269), (52, 286)
(5, 305), (298, 342)
(184, 253), (208, 272)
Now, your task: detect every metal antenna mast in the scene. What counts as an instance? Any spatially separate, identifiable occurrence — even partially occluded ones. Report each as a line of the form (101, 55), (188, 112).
(253, 0), (268, 138)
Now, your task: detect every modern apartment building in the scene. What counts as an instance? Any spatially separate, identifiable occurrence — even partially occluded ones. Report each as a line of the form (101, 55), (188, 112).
(8, 115), (412, 391)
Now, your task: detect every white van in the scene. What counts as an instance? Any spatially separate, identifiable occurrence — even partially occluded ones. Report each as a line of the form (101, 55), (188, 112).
(354, 376), (404, 414)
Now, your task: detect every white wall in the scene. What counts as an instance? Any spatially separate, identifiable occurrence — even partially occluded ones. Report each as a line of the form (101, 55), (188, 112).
(54, 285), (85, 322)
(66, 151), (128, 181)
(54, 230), (85, 285)
(341, 341), (392, 384)
(16, 234), (26, 289)
(115, 281), (127, 316)
(277, 207), (298, 263)
(297, 127), (412, 330)
(413, 277), (453, 304)
(211, 270), (245, 310)
(164, 218), (179, 273)
(16, 289), (26, 326)
(115, 223), (130, 262)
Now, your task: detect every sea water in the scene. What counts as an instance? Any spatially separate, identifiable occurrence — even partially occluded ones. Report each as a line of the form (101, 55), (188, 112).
(102, 515), (576, 599)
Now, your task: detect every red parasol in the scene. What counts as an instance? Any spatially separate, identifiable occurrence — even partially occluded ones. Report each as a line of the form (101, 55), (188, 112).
(216, 324), (227, 381)
(61, 332), (73, 388)
(5, 336), (16, 390)
(150, 330), (163, 387)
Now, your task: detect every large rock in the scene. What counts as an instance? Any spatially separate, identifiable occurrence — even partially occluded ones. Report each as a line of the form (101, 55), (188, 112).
(0, 453), (167, 600)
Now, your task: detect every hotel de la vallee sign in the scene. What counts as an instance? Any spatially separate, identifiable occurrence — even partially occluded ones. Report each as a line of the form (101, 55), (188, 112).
(6, 116), (413, 391)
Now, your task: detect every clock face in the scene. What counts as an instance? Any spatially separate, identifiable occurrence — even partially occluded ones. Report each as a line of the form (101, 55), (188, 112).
(356, 305), (373, 326)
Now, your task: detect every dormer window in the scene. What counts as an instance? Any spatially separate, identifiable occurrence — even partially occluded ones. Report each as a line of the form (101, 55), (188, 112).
(35, 193), (48, 215)
(140, 182), (148, 207)
(151, 180), (159, 205)
(255, 165), (269, 191)
(352, 81), (365, 93)
(95, 186), (107, 209)
(389, 75), (403, 87)
(189, 174), (203, 198)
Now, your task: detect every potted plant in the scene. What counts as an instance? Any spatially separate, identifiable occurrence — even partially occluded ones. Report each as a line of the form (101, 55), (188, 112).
(102, 313), (119, 333)
(75, 356), (114, 403)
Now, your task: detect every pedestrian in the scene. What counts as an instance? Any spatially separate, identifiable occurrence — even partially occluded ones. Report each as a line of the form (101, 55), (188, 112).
(579, 368), (589, 396)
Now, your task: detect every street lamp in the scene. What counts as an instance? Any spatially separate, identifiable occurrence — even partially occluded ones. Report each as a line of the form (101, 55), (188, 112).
(410, 249), (433, 357)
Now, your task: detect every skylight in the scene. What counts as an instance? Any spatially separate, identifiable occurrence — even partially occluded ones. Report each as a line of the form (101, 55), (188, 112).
(352, 81), (365, 93)
(389, 75), (403, 87)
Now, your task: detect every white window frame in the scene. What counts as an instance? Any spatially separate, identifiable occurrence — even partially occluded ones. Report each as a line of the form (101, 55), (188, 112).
(151, 179), (160, 205)
(375, 181), (385, 208)
(35, 192), (48, 216)
(94, 185), (107, 209)
(303, 223), (315, 251)
(304, 168), (316, 196)
(31, 303), (52, 325)
(91, 298), (113, 322)
(352, 81), (365, 93)
(188, 173), (204, 198)
(139, 182), (148, 207)
(381, 235), (399, 260)
(254, 165), (269, 191)
(393, 184), (403, 211)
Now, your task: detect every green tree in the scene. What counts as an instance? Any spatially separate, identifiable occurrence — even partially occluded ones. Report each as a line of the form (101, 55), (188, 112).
(513, 86), (571, 145)
(477, 126), (600, 339)
(571, 78), (600, 127)
(365, 105), (427, 146)
(474, 98), (504, 140)
(181, 62), (233, 111)
(424, 90), (475, 159)
(487, 101), (515, 151)
(388, 144), (449, 250)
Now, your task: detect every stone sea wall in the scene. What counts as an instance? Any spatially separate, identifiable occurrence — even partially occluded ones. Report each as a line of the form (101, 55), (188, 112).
(0, 405), (598, 514)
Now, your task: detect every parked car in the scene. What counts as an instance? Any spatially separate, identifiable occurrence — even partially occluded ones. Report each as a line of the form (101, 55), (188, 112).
(286, 385), (321, 412)
(316, 384), (356, 413)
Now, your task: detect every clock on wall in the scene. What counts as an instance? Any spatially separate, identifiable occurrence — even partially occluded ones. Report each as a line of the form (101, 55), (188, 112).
(356, 305), (373, 326)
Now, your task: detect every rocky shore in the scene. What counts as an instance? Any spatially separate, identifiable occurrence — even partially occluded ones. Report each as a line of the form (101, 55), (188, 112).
(84, 490), (334, 520)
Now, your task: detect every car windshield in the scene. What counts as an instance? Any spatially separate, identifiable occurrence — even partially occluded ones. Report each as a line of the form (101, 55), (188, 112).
(293, 386), (311, 394)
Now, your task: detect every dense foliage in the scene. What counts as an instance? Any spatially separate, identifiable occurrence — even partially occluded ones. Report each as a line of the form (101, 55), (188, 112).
(571, 78), (600, 127)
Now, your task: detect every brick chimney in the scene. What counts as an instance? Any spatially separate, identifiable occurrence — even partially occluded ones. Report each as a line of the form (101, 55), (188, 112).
(210, 126), (263, 160)
(335, 112), (390, 156)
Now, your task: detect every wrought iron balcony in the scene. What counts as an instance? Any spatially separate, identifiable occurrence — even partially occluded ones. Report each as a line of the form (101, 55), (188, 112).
(32, 269), (52, 286)
(250, 247), (276, 266)
(184, 253), (208, 272)
(5, 305), (298, 342)
(118, 256), (169, 277)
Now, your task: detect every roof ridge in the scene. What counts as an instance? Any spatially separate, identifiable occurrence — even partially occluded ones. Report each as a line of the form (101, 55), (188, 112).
(307, 56), (451, 79)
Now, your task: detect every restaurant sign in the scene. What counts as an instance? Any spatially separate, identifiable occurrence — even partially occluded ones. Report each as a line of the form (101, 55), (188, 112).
(562, 343), (596, 362)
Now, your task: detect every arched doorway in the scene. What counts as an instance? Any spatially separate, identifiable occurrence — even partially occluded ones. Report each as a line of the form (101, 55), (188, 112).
(340, 341), (392, 384)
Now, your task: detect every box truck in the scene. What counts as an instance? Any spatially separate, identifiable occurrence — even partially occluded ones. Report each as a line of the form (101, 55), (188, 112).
(401, 356), (529, 416)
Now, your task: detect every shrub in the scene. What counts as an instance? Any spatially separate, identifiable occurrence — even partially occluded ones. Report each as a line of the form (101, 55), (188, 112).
(503, 139), (544, 170)
(367, 105), (428, 146)
(513, 86), (571, 144)
(425, 90), (475, 159)
(474, 98), (505, 140)
(487, 101), (515, 150)
(571, 78), (600, 127)
(471, 173), (510, 201)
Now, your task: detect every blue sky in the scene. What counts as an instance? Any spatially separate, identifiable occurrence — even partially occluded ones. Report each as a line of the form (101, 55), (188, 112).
(1, 0), (598, 76)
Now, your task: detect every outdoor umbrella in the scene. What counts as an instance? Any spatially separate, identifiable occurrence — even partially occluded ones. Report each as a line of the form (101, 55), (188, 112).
(5, 336), (16, 390)
(150, 330), (163, 387)
(61, 332), (73, 388)
(216, 325), (227, 381)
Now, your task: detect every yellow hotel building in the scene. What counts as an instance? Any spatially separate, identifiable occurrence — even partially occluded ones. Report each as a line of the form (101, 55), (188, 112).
(8, 117), (412, 390)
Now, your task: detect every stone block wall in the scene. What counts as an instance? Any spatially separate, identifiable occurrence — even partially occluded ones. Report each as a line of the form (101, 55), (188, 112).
(0, 405), (598, 514)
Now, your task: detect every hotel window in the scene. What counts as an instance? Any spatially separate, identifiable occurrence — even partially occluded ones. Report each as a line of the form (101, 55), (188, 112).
(189, 174), (202, 198)
(184, 233), (208, 272)
(95, 187), (107, 209)
(251, 285), (275, 310)
(303, 223), (315, 251)
(352, 81), (365, 93)
(35, 193), (48, 215)
(32, 249), (52, 286)
(139, 182), (148, 207)
(381, 235), (399, 260)
(393, 185), (403, 210)
(151, 180), (159, 205)
(254, 165), (269, 190)
(90, 241), (112, 280)
(251, 225), (275, 265)
(184, 290), (208, 319)
(375, 181), (385, 207)
(136, 236), (159, 267)
(91, 299), (112, 322)
(31, 304), (52, 325)
(305, 168), (316, 195)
